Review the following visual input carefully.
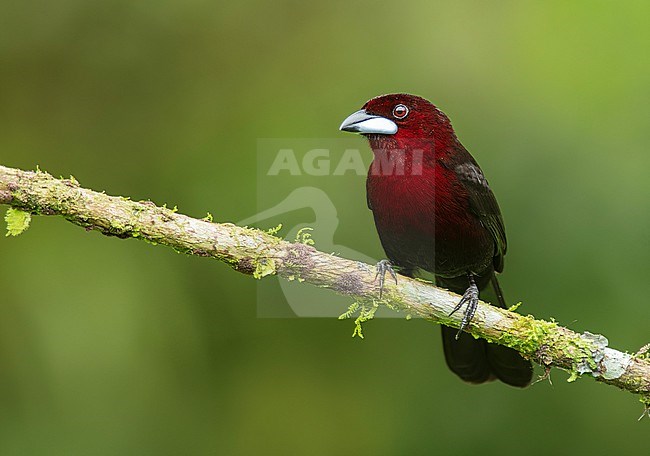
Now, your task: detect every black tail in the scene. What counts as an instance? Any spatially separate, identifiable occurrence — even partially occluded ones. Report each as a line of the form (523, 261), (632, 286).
(438, 274), (532, 387)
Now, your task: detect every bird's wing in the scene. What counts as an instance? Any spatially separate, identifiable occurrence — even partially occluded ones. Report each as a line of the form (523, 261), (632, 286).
(453, 158), (507, 273)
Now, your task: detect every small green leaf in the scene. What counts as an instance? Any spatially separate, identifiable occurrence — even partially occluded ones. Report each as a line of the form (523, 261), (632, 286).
(295, 227), (315, 246)
(338, 302), (360, 320)
(352, 318), (365, 339)
(266, 223), (283, 236)
(5, 208), (32, 237)
(253, 258), (276, 279)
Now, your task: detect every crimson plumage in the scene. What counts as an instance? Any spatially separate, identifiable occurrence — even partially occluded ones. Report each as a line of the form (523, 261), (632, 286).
(340, 94), (532, 387)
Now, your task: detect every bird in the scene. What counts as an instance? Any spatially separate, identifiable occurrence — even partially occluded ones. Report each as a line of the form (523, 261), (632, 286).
(339, 93), (532, 387)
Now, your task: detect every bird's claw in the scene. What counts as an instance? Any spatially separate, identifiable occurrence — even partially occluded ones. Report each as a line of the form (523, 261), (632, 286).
(374, 259), (398, 299)
(449, 275), (479, 340)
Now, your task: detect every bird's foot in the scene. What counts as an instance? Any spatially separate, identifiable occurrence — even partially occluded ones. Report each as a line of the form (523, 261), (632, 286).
(374, 259), (398, 299)
(449, 275), (479, 340)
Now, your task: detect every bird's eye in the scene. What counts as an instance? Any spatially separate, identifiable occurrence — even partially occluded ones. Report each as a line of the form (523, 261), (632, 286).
(392, 104), (409, 119)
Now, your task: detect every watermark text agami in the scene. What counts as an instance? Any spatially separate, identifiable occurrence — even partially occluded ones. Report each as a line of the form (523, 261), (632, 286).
(267, 148), (424, 176)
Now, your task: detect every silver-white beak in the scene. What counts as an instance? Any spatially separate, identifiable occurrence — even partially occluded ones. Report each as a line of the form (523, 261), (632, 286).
(339, 109), (397, 135)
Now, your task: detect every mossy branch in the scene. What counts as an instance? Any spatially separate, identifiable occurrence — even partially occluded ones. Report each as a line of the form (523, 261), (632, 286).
(1, 165), (649, 400)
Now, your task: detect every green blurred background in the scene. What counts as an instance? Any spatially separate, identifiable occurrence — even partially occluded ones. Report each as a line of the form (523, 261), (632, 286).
(1, 1), (649, 454)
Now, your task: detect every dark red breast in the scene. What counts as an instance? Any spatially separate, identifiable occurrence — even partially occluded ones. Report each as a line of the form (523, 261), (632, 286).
(366, 147), (494, 278)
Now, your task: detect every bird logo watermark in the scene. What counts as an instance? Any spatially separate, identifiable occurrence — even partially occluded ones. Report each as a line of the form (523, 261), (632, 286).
(243, 138), (430, 318)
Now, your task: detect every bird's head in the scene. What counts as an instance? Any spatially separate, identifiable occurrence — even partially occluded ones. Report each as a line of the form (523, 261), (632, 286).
(339, 93), (457, 152)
